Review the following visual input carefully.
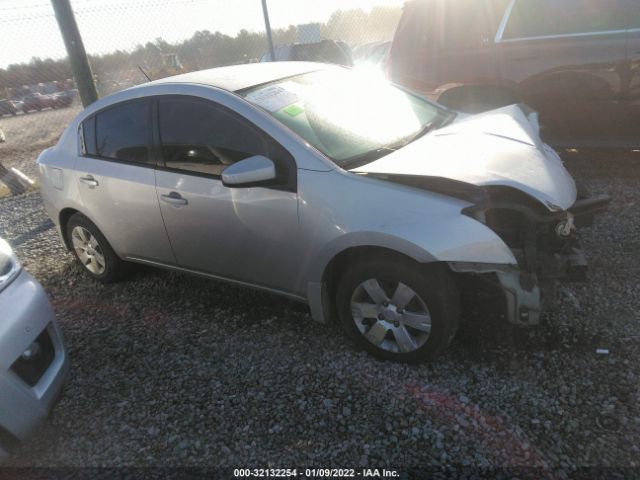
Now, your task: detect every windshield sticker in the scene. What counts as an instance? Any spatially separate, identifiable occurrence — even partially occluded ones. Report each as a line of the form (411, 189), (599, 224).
(283, 104), (304, 116)
(245, 85), (299, 112)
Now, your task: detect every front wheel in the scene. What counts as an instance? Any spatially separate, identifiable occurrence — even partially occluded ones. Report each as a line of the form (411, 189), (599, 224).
(336, 260), (460, 363)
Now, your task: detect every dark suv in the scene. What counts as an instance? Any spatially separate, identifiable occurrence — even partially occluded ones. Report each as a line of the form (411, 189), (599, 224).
(388, 0), (640, 149)
(260, 40), (353, 67)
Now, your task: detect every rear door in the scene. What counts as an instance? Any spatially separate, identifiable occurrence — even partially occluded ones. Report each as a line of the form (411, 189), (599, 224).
(154, 95), (301, 292)
(495, 0), (629, 147)
(76, 99), (175, 263)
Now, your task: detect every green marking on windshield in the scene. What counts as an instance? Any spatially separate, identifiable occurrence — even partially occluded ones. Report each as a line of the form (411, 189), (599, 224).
(283, 104), (304, 117)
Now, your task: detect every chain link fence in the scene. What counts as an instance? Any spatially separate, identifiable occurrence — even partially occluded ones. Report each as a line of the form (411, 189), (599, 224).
(0, 0), (403, 194)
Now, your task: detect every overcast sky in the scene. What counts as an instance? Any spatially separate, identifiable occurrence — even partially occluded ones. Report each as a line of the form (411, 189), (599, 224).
(0, 0), (403, 67)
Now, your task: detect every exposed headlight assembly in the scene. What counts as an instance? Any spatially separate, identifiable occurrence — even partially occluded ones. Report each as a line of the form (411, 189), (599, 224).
(0, 238), (21, 292)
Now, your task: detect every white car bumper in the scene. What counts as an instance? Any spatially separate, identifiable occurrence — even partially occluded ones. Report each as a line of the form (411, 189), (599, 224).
(0, 270), (69, 460)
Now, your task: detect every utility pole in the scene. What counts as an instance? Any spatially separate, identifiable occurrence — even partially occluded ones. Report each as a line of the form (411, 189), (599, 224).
(261, 0), (276, 61)
(51, 0), (98, 106)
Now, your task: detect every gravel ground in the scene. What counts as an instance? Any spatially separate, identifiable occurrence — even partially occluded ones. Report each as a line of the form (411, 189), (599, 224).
(0, 153), (639, 474)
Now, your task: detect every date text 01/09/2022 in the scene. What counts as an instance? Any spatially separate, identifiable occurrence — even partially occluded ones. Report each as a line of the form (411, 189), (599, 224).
(233, 468), (401, 478)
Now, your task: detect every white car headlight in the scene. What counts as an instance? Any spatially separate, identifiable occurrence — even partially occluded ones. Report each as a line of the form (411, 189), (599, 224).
(0, 238), (21, 292)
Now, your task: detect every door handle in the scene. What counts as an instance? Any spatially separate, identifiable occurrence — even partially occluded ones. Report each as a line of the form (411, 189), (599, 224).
(79, 175), (99, 188)
(160, 192), (188, 206)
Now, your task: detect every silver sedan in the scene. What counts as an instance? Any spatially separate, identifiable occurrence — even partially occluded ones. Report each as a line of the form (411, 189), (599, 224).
(0, 238), (68, 460)
(37, 62), (607, 362)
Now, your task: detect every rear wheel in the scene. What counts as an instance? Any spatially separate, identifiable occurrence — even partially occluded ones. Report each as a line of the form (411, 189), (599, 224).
(336, 259), (460, 363)
(66, 213), (131, 283)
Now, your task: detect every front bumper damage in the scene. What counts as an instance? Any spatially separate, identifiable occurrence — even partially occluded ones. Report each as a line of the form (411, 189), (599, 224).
(452, 193), (610, 326)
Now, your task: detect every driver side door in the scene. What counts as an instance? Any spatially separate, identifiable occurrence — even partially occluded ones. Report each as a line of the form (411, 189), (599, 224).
(153, 95), (302, 294)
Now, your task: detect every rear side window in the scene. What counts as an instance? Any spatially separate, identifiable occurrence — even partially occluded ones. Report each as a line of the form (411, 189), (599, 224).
(84, 100), (150, 164)
(158, 97), (268, 177)
(503, 0), (629, 40)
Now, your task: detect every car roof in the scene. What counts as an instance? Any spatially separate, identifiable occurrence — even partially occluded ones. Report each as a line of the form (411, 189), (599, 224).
(150, 61), (335, 92)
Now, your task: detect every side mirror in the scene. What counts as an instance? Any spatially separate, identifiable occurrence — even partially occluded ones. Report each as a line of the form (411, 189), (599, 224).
(221, 155), (277, 188)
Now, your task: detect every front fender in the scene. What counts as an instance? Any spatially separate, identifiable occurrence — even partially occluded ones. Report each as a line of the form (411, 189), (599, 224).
(308, 215), (517, 286)
(305, 219), (517, 324)
(298, 169), (518, 323)
(299, 169), (518, 289)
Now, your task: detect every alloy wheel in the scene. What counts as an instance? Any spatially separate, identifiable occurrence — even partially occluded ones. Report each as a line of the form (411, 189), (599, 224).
(71, 226), (106, 275)
(350, 278), (432, 353)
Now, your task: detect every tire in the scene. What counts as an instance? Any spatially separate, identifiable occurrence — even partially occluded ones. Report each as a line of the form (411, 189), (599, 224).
(336, 259), (460, 363)
(66, 213), (131, 283)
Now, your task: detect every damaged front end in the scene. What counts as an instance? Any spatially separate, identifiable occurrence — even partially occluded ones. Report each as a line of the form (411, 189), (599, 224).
(454, 186), (610, 325)
(353, 101), (610, 326)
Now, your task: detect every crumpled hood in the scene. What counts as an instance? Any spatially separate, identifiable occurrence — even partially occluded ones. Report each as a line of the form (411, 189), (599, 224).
(352, 105), (577, 211)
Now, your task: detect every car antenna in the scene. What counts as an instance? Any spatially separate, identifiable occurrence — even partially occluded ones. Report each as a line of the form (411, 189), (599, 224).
(138, 65), (152, 82)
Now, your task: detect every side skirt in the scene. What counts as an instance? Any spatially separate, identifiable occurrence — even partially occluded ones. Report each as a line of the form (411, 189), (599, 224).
(125, 256), (307, 304)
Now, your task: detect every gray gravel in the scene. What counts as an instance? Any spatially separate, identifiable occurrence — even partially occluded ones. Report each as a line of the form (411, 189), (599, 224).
(1, 154), (639, 470)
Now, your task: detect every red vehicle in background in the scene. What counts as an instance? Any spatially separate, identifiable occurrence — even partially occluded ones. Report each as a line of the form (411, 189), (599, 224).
(21, 93), (58, 113)
(388, 0), (640, 149)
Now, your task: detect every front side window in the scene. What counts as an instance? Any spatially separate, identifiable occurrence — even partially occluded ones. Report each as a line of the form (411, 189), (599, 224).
(158, 98), (268, 176)
(503, 0), (629, 40)
(89, 100), (150, 164)
(241, 69), (448, 167)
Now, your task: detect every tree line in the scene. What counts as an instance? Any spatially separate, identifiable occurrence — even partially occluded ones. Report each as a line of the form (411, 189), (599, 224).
(0, 7), (401, 94)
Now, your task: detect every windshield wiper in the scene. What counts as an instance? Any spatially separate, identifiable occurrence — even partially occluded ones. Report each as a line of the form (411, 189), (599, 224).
(403, 118), (440, 145)
(342, 123), (435, 169)
(403, 111), (458, 146)
(341, 146), (398, 169)
(341, 112), (457, 170)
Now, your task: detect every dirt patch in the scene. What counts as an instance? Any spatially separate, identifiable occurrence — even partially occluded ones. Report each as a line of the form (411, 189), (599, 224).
(0, 103), (82, 180)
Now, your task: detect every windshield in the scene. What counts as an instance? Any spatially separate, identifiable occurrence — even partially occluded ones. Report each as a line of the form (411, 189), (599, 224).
(241, 69), (447, 166)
